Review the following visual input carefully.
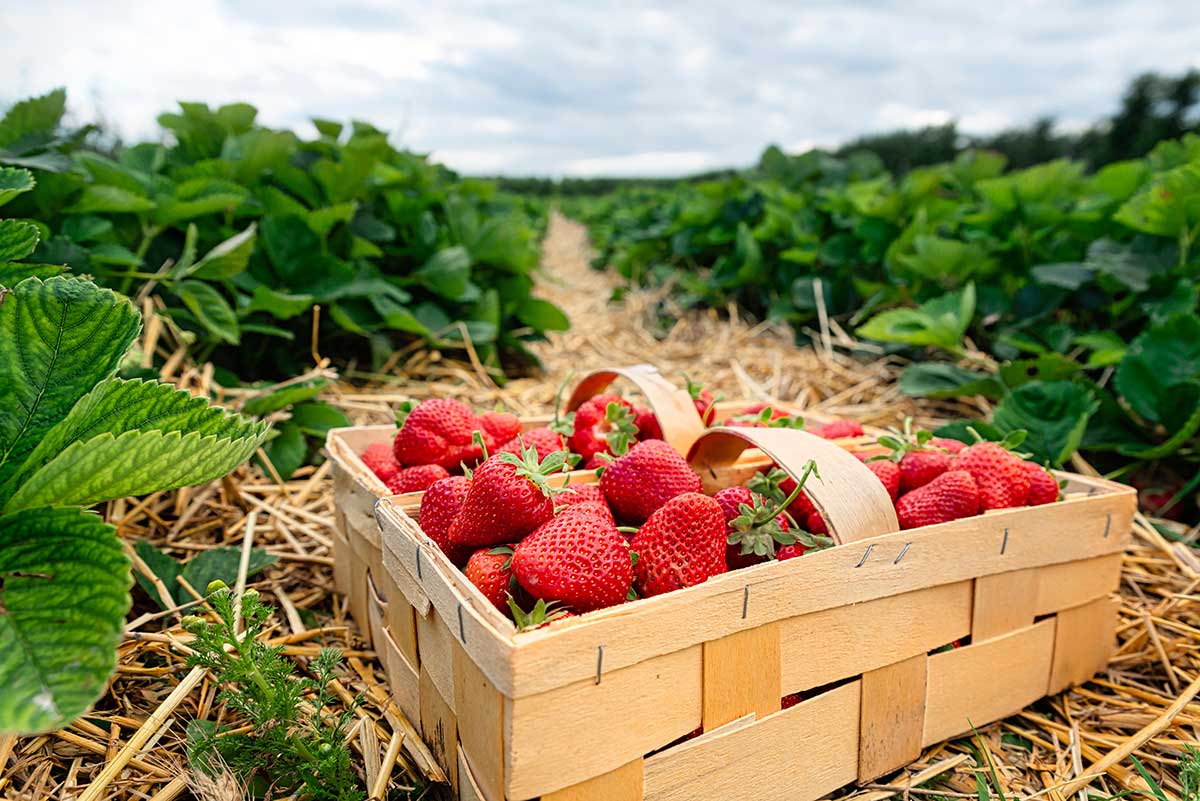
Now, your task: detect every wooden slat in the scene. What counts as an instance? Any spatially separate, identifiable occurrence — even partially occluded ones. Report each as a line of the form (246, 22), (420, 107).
(1035, 553), (1123, 615)
(330, 520), (354, 598)
(458, 748), (490, 801)
(379, 526), (433, 616)
(858, 654), (927, 782)
(688, 427), (899, 544)
(924, 619), (1056, 745)
(366, 571), (388, 651)
(454, 642), (505, 801)
(419, 665), (458, 793)
(542, 759), (645, 801)
(508, 488), (1129, 698)
(1048, 596), (1119, 694)
(415, 606), (456, 713)
(378, 565), (419, 668)
(972, 568), (1038, 642)
(643, 681), (861, 801)
(505, 646), (702, 800)
(780, 581), (971, 695)
(703, 623), (781, 730)
(380, 625), (420, 727)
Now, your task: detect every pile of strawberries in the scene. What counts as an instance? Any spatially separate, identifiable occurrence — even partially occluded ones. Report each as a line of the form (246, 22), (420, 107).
(862, 421), (1060, 531)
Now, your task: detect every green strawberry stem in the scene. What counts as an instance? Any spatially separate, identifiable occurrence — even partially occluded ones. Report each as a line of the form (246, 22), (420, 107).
(549, 371), (576, 436)
(617, 525), (640, 535)
(473, 429), (491, 460)
(762, 459), (820, 522)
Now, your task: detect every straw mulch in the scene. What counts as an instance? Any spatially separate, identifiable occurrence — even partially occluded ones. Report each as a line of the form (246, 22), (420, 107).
(1, 214), (1197, 801)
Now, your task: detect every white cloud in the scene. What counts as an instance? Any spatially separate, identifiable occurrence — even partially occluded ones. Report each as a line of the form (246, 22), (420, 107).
(3, 1), (1199, 175)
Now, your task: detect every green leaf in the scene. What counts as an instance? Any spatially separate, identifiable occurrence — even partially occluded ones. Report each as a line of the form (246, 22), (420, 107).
(0, 277), (141, 501)
(0, 219), (39, 261)
(259, 422), (306, 481)
(857, 284), (974, 352)
(68, 185), (156, 215)
(133, 540), (181, 609)
(0, 507), (129, 734)
(1114, 163), (1200, 239)
(898, 363), (1003, 400)
(184, 224), (256, 280)
(992, 381), (1098, 466)
(1031, 262), (1092, 290)
(289, 401), (351, 437)
(998, 355), (1080, 389)
(0, 167), (36, 208)
(1119, 381), (1200, 460)
(415, 246), (474, 300)
(175, 281), (240, 344)
(0, 262), (65, 285)
(1114, 315), (1200, 423)
(9, 378), (267, 498)
(0, 88), (66, 150)
(181, 546), (277, 593)
(242, 378), (330, 416)
(1073, 332), (1127, 368)
(87, 242), (141, 267)
(261, 215), (321, 284)
(516, 297), (570, 332)
(245, 285), (313, 320)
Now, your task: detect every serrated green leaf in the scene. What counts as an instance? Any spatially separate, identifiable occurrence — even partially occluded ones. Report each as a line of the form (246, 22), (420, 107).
(1114, 163), (1200, 239)
(87, 242), (141, 267)
(992, 380), (1098, 466)
(153, 193), (244, 226)
(180, 546), (277, 593)
(415, 246), (473, 300)
(1114, 315), (1200, 423)
(516, 297), (570, 332)
(899, 363), (1004, 400)
(0, 88), (66, 150)
(5, 423), (268, 513)
(0, 506), (129, 734)
(0, 276), (141, 501)
(244, 284), (313, 320)
(0, 262), (66, 285)
(857, 284), (974, 352)
(175, 280), (240, 344)
(0, 219), (39, 261)
(184, 223), (256, 280)
(242, 378), (330, 416)
(69, 185), (156, 215)
(10, 378), (265, 495)
(0, 167), (35, 208)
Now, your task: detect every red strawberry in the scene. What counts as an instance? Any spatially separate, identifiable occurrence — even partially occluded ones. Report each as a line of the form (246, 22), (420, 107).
(863, 459), (901, 501)
(499, 426), (567, 461)
(1022, 461), (1059, 506)
(386, 464), (450, 494)
(600, 439), (702, 523)
(895, 470), (980, 530)
(898, 450), (951, 493)
(418, 475), (474, 565)
(448, 446), (573, 548)
(955, 442), (1031, 511)
(806, 511), (828, 534)
(464, 546), (514, 612)
(629, 492), (726, 597)
(361, 442), (400, 484)
(557, 499), (616, 525)
(816, 419), (864, 439)
(479, 411), (521, 444)
(777, 542), (809, 560)
(633, 405), (663, 441)
(554, 483), (606, 508)
(930, 437), (966, 454)
(686, 377), (718, 425)
(512, 512), (633, 612)
(714, 487), (792, 569)
(569, 393), (638, 460)
(393, 398), (483, 469)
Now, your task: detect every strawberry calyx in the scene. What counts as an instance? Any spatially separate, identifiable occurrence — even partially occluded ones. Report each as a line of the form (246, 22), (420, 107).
(728, 460), (821, 558)
(394, 399), (417, 428)
(603, 402), (639, 457)
(875, 417), (939, 462)
(549, 371), (576, 437)
(965, 425), (1030, 456)
(496, 443), (577, 498)
(507, 596), (570, 631)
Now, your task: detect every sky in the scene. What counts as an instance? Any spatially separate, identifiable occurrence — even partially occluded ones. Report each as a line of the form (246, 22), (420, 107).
(4, 1), (1200, 177)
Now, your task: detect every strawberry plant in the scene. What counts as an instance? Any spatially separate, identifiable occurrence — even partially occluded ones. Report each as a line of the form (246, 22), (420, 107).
(0, 185), (267, 733)
(1, 89), (565, 383)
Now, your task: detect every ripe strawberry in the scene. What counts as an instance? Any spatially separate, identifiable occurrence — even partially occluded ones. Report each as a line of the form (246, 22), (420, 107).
(877, 418), (955, 492)
(555, 483), (606, 507)
(633, 405), (663, 441)
(464, 546), (514, 612)
(600, 439), (702, 523)
(393, 398), (485, 469)
(448, 446), (573, 548)
(863, 458), (901, 501)
(956, 442), (1031, 510)
(714, 487), (792, 569)
(361, 442), (400, 484)
(511, 512), (633, 612)
(629, 492), (726, 597)
(1022, 461), (1059, 506)
(557, 499), (616, 526)
(386, 464), (450, 494)
(479, 411), (521, 444)
(418, 475), (474, 565)
(895, 470), (980, 530)
(816, 419), (864, 439)
(686, 377), (718, 426)
(806, 511), (828, 534)
(930, 437), (966, 454)
(569, 393), (638, 460)
(777, 542), (809, 560)
(499, 427), (566, 461)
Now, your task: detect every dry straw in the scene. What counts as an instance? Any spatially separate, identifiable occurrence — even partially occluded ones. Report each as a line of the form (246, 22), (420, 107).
(0, 215), (1195, 800)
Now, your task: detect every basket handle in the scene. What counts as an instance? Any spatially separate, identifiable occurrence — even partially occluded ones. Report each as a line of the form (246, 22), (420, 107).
(687, 426), (899, 545)
(563, 365), (707, 456)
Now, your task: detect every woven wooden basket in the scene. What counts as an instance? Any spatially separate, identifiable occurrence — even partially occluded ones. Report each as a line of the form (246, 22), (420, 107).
(331, 370), (1133, 801)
